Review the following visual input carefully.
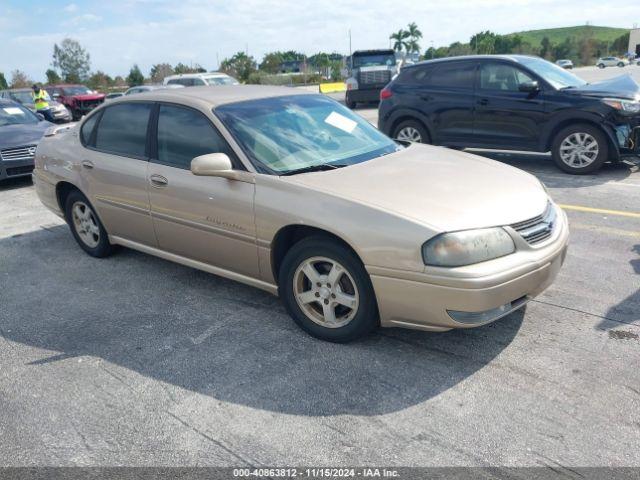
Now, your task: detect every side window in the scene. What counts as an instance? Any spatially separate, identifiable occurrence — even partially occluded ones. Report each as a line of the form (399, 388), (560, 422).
(397, 66), (431, 85)
(479, 63), (534, 91)
(194, 78), (206, 86)
(80, 112), (100, 146)
(95, 103), (151, 158)
(167, 79), (179, 85)
(428, 63), (475, 89)
(155, 104), (233, 169)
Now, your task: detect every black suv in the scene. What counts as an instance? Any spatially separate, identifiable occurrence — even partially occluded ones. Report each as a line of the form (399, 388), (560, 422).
(378, 55), (640, 174)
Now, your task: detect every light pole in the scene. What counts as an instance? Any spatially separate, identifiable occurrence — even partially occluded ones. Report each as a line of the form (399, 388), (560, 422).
(430, 40), (434, 58)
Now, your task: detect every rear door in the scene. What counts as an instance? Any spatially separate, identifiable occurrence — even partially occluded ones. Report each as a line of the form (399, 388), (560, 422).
(146, 103), (259, 277)
(79, 102), (157, 246)
(472, 61), (546, 150)
(410, 60), (477, 145)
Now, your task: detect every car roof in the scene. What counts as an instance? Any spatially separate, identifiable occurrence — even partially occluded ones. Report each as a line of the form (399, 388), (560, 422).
(3, 88), (32, 93)
(108, 84), (314, 108)
(0, 98), (22, 106)
(404, 54), (541, 70)
(166, 72), (229, 78)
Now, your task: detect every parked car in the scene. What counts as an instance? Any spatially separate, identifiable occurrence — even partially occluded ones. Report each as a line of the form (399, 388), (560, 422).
(105, 92), (124, 101)
(596, 56), (628, 68)
(0, 99), (54, 181)
(33, 86), (568, 342)
(163, 72), (239, 87)
(0, 88), (72, 123)
(345, 49), (397, 109)
(379, 55), (640, 174)
(555, 59), (573, 69)
(124, 84), (184, 95)
(45, 84), (106, 120)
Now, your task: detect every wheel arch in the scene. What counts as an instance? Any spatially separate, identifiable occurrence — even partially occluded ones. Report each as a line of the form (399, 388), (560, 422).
(543, 117), (619, 161)
(270, 225), (364, 285)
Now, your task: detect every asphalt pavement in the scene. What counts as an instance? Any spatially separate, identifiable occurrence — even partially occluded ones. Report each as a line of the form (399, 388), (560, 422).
(0, 65), (639, 468)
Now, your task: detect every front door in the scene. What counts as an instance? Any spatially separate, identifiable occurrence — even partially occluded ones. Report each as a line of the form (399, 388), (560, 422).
(147, 103), (259, 277)
(473, 62), (546, 150)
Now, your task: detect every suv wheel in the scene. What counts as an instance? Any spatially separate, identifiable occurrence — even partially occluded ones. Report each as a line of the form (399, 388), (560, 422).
(65, 190), (115, 257)
(551, 124), (608, 174)
(393, 119), (430, 144)
(279, 237), (378, 343)
(598, 63), (605, 69)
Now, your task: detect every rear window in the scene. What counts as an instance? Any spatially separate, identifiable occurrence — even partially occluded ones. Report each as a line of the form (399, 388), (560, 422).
(427, 62), (475, 89)
(94, 103), (151, 158)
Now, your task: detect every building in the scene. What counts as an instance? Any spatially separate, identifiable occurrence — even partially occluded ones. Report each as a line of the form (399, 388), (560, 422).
(629, 28), (640, 56)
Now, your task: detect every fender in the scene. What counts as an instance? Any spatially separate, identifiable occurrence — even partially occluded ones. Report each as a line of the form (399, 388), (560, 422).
(380, 107), (436, 143)
(539, 111), (620, 159)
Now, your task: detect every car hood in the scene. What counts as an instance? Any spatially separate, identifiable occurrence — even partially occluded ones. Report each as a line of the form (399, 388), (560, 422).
(69, 93), (105, 101)
(564, 74), (640, 100)
(282, 144), (549, 232)
(0, 121), (52, 149)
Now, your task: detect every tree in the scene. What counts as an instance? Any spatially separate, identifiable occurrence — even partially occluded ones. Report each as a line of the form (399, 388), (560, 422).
(260, 52), (285, 73)
(174, 62), (206, 74)
(540, 36), (552, 59)
(126, 64), (145, 86)
(219, 52), (257, 82)
(0, 72), (7, 90)
(10, 70), (32, 88)
(87, 71), (113, 90)
(52, 38), (91, 83)
(45, 69), (61, 85)
(406, 22), (422, 53)
(150, 63), (174, 83)
(113, 76), (127, 87)
(390, 29), (410, 53)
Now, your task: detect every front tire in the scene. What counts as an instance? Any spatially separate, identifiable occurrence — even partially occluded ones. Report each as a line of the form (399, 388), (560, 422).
(551, 124), (609, 174)
(598, 63), (605, 69)
(64, 190), (115, 257)
(392, 119), (430, 144)
(618, 62), (625, 67)
(345, 94), (357, 109)
(279, 237), (378, 342)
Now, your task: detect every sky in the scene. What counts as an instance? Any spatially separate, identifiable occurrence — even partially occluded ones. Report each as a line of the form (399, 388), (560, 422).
(1, 0), (638, 82)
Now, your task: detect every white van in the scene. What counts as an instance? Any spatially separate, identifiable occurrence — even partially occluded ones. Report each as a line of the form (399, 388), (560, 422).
(163, 72), (240, 87)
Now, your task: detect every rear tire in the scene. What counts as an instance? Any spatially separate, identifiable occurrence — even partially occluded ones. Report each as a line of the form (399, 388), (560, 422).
(345, 95), (357, 109)
(279, 237), (378, 343)
(598, 63), (605, 69)
(392, 119), (430, 144)
(64, 190), (115, 258)
(551, 124), (609, 174)
(618, 62), (625, 67)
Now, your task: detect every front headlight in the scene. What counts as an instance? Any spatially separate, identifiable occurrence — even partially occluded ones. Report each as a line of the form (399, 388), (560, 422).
(422, 228), (515, 267)
(602, 98), (640, 114)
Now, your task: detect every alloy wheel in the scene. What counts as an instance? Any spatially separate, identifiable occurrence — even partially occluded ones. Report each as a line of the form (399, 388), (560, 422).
(559, 132), (599, 168)
(293, 256), (359, 328)
(71, 201), (100, 248)
(396, 126), (422, 143)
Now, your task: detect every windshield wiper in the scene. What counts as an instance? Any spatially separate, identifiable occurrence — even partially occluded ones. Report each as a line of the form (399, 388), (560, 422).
(280, 163), (346, 176)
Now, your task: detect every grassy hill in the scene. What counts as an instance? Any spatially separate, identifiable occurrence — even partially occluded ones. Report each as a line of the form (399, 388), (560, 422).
(510, 25), (628, 45)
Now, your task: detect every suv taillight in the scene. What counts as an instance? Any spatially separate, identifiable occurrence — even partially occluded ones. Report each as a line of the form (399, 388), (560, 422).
(380, 87), (392, 100)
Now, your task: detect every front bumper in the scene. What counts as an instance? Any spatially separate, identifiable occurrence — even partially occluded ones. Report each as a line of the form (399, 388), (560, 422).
(369, 206), (570, 332)
(346, 87), (384, 104)
(51, 107), (72, 123)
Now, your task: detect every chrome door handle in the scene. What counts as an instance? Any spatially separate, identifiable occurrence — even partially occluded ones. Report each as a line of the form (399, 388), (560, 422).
(149, 174), (168, 187)
(81, 160), (94, 169)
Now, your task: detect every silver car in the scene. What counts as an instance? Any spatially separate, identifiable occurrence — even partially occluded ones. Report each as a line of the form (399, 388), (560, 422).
(596, 57), (627, 68)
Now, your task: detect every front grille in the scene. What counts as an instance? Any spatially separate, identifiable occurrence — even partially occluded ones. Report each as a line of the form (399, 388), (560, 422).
(6, 165), (34, 177)
(77, 99), (103, 111)
(358, 70), (391, 86)
(0, 145), (37, 162)
(511, 203), (556, 245)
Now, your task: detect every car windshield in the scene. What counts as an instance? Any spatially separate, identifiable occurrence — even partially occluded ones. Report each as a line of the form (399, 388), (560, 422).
(205, 76), (238, 85)
(216, 95), (400, 174)
(353, 54), (395, 68)
(62, 86), (92, 95)
(519, 57), (586, 89)
(0, 103), (38, 126)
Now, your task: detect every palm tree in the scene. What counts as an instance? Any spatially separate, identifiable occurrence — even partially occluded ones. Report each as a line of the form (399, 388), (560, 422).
(390, 29), (410, 53)
(407, 22), (422, 41)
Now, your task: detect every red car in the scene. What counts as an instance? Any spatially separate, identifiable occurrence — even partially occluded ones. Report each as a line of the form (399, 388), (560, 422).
(45, 84), (105, 121)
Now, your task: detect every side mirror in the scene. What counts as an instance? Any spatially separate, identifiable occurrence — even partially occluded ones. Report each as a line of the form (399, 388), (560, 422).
(191, 153), (255, 183)
(518, 81), (540, 93)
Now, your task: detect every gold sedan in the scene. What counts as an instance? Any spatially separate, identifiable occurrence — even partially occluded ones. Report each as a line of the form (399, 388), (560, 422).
(33, 86), (569, 342)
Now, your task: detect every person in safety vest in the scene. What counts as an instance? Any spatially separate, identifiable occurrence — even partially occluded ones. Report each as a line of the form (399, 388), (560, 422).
(31, 84), (54, 122)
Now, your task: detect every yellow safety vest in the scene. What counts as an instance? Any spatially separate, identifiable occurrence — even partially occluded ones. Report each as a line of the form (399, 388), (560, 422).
(32, 89), (49, 111)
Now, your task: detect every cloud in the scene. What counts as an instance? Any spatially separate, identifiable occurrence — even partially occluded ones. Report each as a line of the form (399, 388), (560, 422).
(1, 0), (636, 81)
(63, 3), (78, 13)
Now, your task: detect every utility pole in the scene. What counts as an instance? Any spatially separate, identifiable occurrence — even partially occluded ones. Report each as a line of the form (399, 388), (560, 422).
(430, 40), (434, 58)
